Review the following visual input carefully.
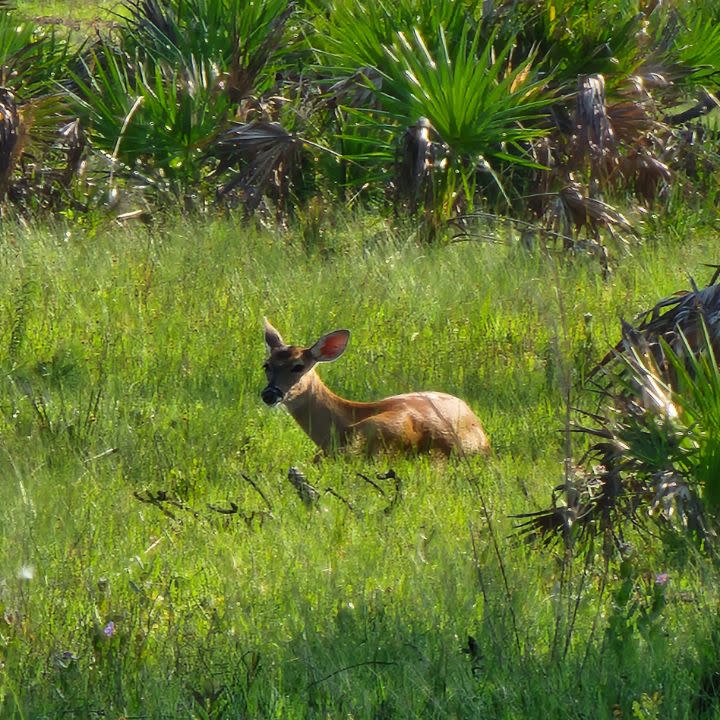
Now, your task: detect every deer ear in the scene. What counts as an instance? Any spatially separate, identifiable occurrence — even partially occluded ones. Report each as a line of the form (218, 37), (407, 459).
(264, 318), (285, 350)
(309, 329), (350, 362)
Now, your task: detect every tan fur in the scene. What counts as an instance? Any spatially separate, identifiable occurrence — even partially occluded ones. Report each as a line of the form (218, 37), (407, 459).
(262, 320), (490, 457)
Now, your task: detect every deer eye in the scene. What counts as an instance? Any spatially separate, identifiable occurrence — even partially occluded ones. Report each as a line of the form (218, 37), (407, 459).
(291, 363), (304, 373)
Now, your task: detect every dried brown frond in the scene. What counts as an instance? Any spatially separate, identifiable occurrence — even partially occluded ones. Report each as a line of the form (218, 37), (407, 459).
(607, 100), (659, 145)
(596, 272), (720, 379)
(546, 182), (632, 243)
(668, 122), (719, 180)
(0, 88), (21, 200)
(58, 118), (87, 186)
(623, 71), (671, 100)
(619, 149), (671, 204)
(323, 66), (383, 110)
(0, 93), (91, 214)
(516, 273), (720, 549)
(395, 117), (437, 213)
(513, 458), (634, 547)
(215, 120), (303, 216)
(514, 382), (706, 549)
(571, 74), (616, 183)
(525, 136), (557, 220)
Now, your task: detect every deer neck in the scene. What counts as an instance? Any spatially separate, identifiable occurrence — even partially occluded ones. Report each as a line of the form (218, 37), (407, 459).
(283, 370), (359, 451)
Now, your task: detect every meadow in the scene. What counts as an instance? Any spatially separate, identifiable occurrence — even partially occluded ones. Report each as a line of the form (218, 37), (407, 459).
(0, 207), (719, 718)
(0, 0), (719, 715)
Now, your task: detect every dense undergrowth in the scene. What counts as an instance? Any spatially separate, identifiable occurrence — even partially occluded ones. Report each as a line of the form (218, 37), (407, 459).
(0, 0), (719, 245)
(0, 208), (719, 718)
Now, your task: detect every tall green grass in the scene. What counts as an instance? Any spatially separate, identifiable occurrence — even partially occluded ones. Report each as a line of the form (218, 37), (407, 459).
(0, 213), (719, 717)
(16, 0), (115, 21)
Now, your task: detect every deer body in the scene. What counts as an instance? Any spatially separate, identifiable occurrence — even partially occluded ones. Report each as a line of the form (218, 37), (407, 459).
(261, 320), (490, 456)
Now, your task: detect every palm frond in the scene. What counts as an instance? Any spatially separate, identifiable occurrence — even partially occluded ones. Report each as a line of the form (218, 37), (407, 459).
(214, 120), (304, 213)
(519, 273), (720, 550)
(596, 273), (720, 378)
(625, 151), (671, 204)
(571, 74), (616, 182)
(69, 44), (233, 194)
(394, 117), (438, 212)
(663, 11), (720, 87)
(545, 182), (632, 245)
(0, 87), (20, 199)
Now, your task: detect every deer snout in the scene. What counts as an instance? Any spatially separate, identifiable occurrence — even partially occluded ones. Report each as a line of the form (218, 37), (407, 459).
(261, 384), (284, 405)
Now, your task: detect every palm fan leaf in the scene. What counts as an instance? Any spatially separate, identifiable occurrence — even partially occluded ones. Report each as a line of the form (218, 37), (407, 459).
(0, 87), (19, 198)
(214, 120), (304, 212)
(607, 100), (660, 146)
(120, 0), (293, 101)
(394, 116), (439, 212)
(546, 182), (632, 243)
(596, 272), (720, 378)
(619, 150), (671, 204)
(518, 273), (720, 550)
(571, 74), (616, 181)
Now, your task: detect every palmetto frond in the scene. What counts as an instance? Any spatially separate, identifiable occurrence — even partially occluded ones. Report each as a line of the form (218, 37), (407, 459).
(321, 22), (553, 219)
(518, 273), (720, 550)
(214, 120), (305, 214)
(394, 117), (440, 213)
(0, 87), (20, 199)
(70, 44), (234, 197)
(121, 0), (293, 101)
(571, 74), (616, 182)
(662, 10), (720, 87)
(379, 27), (551, 163)
(544, 182), (632, 246)
(597, 272), (720, 377)
(500, 0), (646, 91)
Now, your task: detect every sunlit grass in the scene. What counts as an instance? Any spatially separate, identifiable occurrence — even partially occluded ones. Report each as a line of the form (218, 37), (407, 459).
(0, 212), (718, 717)
(16, 0), (116, 22)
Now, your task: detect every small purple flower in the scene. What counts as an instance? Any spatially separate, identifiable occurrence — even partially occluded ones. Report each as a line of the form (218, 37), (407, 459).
(654, 572), (669, 586)
(103, 620), (116, 637)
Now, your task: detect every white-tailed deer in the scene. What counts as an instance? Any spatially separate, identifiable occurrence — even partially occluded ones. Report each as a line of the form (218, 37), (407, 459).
(261, 319), (490, 456)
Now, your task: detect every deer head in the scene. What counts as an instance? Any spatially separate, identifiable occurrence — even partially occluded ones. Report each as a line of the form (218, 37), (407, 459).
(261, 319), (350, 405)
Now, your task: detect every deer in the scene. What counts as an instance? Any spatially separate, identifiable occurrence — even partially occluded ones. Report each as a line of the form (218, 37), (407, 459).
(261, 319), (490, 456)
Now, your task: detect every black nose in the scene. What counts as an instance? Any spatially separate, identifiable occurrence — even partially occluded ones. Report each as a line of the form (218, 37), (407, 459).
(261, 385), (283, 405)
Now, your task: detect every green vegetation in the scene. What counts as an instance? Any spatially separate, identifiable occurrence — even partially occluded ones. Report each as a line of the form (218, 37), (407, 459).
(0, 209), (719, 718)
(16, 0), (115, 22)
(0, 0), (719, 232)
(0, 0), (720, 718)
